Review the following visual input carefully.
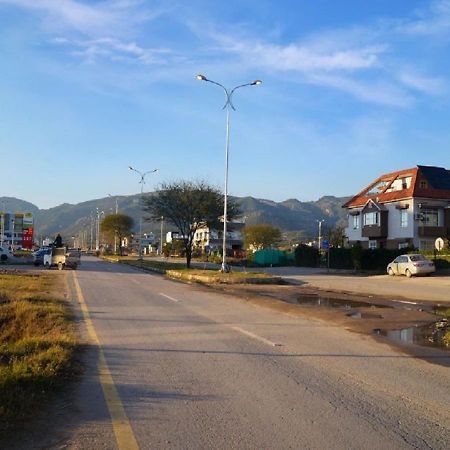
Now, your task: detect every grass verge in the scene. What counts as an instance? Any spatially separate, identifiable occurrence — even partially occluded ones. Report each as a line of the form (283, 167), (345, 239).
(102, 256), (281, 284)
(0, 271), (77, 433)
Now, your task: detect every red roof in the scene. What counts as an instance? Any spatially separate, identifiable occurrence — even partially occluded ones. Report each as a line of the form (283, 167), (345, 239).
(343, 166), (450, 208)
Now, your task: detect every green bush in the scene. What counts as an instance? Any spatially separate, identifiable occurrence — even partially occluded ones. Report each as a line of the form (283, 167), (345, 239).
(294, 245), (319, 267)
(329, 248), (353, 269)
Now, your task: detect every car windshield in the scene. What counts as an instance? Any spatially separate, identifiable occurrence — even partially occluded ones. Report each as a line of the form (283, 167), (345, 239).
(409, 255), (427, 262)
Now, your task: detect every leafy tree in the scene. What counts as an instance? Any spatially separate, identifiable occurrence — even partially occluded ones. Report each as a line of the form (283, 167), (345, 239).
(327, 225), (347, 248)
(242, 224), (281, 250)
(143, 180), (240, 267)
(100, 214), (134, 256)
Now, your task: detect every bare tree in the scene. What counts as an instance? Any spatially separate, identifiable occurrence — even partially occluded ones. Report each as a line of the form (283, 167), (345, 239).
(143, 180), (240, 268)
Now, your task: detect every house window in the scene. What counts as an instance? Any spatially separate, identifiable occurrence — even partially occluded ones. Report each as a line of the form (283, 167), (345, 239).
(421, 209), (438, 226)
(368, 240), (377, 249)
(363, 212), (379, 226)
(352, 215), (360, 229)
(400, 210), (408, 228)
(420, 180), (428, 189)
(398, 242), (409, 249)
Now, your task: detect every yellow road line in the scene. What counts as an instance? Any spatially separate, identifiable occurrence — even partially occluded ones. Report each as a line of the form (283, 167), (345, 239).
(72, 272), (139, 450)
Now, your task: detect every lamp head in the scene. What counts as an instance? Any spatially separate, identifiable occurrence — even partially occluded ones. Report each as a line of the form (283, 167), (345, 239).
(252, 80), (262, 86)
(196, 74), (207, 81)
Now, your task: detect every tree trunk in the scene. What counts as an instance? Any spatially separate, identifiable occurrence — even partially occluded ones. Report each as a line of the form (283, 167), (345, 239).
(186, 250), (191, 268)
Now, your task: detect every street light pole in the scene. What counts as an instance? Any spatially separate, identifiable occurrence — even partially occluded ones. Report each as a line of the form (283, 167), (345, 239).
(129, 166), (158, 260)
(108, 194), (119, 254)
(196, 74), (262, 272)
(96, 208), (104, 251)
(317, 219), (325, 251)
(0, 201), (5, 248)
(160, 216), (164, 255)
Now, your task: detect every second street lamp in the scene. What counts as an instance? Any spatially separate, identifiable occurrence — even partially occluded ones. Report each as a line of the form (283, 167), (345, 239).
(129, 166), (158, 260)
(196, 74), (262, 272)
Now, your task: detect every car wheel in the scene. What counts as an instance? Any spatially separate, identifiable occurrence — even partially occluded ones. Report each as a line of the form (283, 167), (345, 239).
(405, 269), (412, 278)
(45, 262), (51, 269)
(388, 268), (394, 276)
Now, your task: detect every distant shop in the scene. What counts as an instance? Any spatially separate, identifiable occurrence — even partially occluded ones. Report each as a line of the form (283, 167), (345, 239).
(0, 211), (34, 250)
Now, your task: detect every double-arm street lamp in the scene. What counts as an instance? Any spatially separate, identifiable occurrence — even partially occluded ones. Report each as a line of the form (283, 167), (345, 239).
(196, 74), (262, 272)
(129, 166), (158, 260)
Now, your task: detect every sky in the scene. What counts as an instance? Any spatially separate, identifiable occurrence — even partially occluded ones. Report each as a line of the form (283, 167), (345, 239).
(1, 0), (450, 209)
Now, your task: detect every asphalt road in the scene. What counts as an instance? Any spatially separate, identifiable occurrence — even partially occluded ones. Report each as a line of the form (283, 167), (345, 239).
(28, 257), (450, 449)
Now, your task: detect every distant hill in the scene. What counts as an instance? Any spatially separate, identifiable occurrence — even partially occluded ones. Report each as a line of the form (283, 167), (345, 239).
(1, 194), (349, 243)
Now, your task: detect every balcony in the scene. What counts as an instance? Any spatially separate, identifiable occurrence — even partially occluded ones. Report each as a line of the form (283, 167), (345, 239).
(418, 226), (447, 238)
(362, 225), (387, 238)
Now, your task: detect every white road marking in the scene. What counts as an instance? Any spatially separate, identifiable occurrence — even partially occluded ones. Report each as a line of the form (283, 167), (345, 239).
(159, 292), (180, 303)
(230, 326), (281, 347)
(394, 300), (417, 305)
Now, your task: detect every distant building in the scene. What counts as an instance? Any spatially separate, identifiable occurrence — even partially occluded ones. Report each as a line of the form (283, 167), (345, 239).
(193, 222), (244, 254)
(343, 165), (450, 250)
(0, 211), (34, 249)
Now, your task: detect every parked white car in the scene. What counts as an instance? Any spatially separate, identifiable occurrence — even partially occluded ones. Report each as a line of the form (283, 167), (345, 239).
(387, 254), (435, 278)
(0, 246), (13, 263)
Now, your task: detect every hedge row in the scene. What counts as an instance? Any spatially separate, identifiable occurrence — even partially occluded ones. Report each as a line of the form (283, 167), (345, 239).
(294, 245), (427, 271)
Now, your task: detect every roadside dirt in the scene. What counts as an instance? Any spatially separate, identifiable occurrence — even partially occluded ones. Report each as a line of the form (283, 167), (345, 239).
(198, 282), (449, 355)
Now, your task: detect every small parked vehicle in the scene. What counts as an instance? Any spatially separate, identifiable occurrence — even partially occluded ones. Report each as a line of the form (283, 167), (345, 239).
(32, 247), (52, 266)
(387, 254), (435, 278)
(43, 247), (81, 270)
(0, 246), (13, 263)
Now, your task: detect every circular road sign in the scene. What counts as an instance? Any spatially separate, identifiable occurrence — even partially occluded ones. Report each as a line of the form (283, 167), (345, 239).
(435, 237), (445, 251)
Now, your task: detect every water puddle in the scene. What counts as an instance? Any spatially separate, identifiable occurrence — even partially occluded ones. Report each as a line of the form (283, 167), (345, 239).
(296, 293), (389, 310)
(375, 319), (450, 350)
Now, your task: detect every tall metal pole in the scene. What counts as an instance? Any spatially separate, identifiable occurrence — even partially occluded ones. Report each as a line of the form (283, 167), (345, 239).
(129, 167), (158, 261)
(196, 74), (262, 272)
(108, 194), (119, 254)
(0, 201), (5, 248)
(11, 218), (15, 251)
(90, 214), (94, 250)
(318, 219), (324, 251)
(160, 216), (164, 255)
(222, 106), (230, 271)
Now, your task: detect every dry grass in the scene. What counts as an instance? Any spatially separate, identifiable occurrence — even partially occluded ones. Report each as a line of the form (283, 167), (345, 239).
(0, 272), (77, 432)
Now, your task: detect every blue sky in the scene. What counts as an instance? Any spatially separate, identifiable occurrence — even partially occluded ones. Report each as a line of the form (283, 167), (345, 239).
(1, 0), (450, 209)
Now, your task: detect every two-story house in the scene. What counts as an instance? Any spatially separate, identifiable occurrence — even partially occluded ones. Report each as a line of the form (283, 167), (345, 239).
(343, 165), (450, 250)
(193, 222), (244, 254)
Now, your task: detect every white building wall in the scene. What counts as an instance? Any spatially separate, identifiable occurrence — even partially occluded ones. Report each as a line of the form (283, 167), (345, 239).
(385, 202), (413, 240)
(345, 209), (366, 243)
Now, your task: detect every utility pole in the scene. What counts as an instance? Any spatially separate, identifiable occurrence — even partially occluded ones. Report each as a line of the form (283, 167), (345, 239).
(160, 216), (164, 255)
(0, 201), (5, 248)
(317, 219), (325, 251)
(129, 166), (158, 260)
(11, 218), (15, 251)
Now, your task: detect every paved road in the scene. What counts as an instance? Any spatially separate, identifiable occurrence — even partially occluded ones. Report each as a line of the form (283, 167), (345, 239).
(28, 257), (450, 449)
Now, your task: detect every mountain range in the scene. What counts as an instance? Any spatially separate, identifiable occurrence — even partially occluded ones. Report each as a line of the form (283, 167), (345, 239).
(1, 194), (350, 243)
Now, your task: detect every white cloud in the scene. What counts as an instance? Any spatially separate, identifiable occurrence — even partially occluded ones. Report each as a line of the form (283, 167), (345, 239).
(56, 37), (171, 65)
(0, 0), (163, 36)
(307, 74), (413, 108)
(398, 72), (446, 95)
(230, 41), (384, 72)
(394, 0), (450, 36)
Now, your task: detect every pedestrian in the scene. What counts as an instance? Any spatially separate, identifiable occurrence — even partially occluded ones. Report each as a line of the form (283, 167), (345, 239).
(54, 234), (63, 248)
